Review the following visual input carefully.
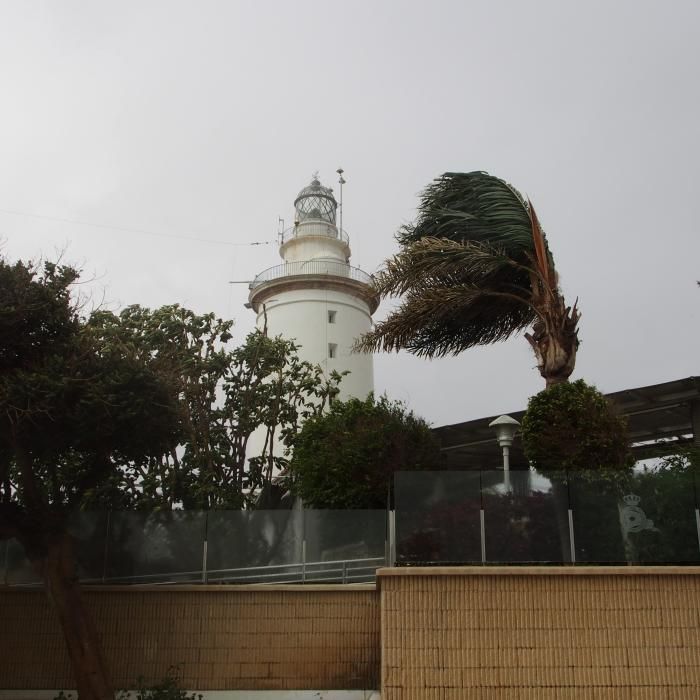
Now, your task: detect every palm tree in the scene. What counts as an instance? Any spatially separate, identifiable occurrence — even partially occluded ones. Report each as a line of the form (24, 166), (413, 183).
(357, 171), (580, 387)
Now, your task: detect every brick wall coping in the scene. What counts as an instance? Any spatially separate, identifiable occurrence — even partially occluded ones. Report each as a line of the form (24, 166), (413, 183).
(377, 565), (700, 578)
(0, 583), (376, 593)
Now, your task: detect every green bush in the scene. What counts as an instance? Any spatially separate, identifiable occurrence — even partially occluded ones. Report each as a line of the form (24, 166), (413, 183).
(55, 667), (202, 700)
(54, 668), (202, 700)
(288, 394), (442, 508)
(126, 667), (202, 700)
(521, 379), (632, 473)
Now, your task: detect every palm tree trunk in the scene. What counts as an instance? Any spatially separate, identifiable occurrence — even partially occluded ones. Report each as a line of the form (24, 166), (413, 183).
(525, 296), (580, 387)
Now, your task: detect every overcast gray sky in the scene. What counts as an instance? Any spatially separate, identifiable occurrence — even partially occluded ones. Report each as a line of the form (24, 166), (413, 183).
(2, 0), (698, 427)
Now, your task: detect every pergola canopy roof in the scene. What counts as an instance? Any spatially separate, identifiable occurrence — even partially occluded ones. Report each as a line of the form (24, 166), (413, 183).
(434, 376), (700, 470)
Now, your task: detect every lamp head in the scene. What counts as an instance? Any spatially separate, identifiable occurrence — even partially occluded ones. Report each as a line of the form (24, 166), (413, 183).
(488, 414), (520, 448)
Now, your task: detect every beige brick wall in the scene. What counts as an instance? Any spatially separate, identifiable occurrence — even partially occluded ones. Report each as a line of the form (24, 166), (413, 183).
(379, 567), (700, 699)
(5, 568), (700, 696)
(0, 585), (379, 691)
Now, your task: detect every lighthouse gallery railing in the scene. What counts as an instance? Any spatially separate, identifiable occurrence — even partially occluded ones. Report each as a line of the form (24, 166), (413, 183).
(250, 260), (374, 290)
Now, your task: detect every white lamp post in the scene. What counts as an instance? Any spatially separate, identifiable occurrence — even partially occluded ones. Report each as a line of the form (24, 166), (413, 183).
(488, 415), (520, 493)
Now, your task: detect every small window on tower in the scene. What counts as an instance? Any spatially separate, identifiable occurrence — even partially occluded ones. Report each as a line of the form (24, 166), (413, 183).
(328, 310), (337, 324)
(328, 343), (337, 359)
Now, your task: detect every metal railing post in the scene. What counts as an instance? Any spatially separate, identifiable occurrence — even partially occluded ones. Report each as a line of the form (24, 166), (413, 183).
(1, 541), (7, 586)
(102, 511), (111, 584)
(201, 512), (209, 584)
(388, 510), (396, 566)
(568, 509), (576, 564)
(480, 509), (486, 564)
(301, 540), (306, 583)
(300, 506), (306, 583)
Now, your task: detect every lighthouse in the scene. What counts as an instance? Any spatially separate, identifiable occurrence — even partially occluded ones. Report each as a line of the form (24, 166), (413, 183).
(248, 173), (379, 400)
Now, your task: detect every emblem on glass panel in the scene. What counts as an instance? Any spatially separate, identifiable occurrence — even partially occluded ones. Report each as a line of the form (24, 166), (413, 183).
(619, 493), (656, 535)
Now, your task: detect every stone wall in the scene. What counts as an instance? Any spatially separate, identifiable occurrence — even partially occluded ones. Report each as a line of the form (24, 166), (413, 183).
(0, 585), (379, 691)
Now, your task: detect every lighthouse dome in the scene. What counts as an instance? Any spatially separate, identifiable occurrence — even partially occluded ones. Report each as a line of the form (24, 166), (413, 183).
(294, 174), (337, 225)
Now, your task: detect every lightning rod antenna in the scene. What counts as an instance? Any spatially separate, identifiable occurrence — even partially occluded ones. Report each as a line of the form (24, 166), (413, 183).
(278, 216), (285, 245)
(336, 168), (345, 236)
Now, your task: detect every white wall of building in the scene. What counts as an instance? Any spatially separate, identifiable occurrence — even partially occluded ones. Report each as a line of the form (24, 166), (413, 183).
(281, 231), (349, 263)
(256, 287), (374, 401)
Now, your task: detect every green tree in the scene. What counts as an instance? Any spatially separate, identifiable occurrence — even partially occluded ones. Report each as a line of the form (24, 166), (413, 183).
(87, 306), (342, 509)
(357, 171), (580, 387)
(0, 258), (342, 695)
(0, 258), (179, 699)
(288, 395), (442, 508)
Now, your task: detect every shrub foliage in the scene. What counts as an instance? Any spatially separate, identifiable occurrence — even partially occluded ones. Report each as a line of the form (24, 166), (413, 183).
(288, 395), (442, 508)
(521, 379), (632, 473)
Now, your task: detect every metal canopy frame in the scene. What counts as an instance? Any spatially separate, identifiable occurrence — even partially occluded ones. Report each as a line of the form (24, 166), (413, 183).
(434, 376), (700, 470)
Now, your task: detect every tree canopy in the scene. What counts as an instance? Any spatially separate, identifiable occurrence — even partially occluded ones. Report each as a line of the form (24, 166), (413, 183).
(86, 305), (343, 510)
(0, 257), (180, 699)
(288, 395), (442, 509)
(0, 255), (344, 697)
(357, 171), (580, 386)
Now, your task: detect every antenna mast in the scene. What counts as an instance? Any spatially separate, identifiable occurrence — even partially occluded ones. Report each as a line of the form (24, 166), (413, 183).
(336, 167), (346, 235)
(278, 216), (285, 245)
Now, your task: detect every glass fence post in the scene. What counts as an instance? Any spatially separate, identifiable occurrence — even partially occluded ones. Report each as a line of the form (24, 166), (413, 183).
(568, 509), (576, 564)
(102, 511), (111, 584)
(301, 540), (306, 583)
(301, 507), (306, 583)
(202, 512), (208, 584)
(389, 510), (396, 567)
(386, 482), (392, 568)
(480, 509), (486, 564)
(1, 541), (7, 586)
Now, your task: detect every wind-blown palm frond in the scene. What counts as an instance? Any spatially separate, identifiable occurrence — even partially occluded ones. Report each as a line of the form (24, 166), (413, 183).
(399, 172), (534, 252)
(357, 171), (580, 385)
(357, 238), (538, 356)
(372, 238), (526, 297)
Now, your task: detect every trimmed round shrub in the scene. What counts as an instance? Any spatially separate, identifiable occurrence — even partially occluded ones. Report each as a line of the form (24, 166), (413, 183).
(521, 379), (632, 473)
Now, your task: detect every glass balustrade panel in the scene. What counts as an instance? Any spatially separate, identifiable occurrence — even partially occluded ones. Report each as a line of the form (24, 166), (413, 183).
(482, 469), (570, 563)
(395, 471), (481, 564)
(206, 510), (303, 583)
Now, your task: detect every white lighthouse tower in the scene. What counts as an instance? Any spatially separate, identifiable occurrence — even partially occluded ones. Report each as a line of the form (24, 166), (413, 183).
(248, 173), (378, 400)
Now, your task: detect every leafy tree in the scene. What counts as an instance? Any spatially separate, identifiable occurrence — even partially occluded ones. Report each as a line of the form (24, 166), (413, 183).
(288, 395), (442, 508)
(521, 380), (632, 473)
(357, 171), (580, 387)
(0, 258), (179, 699)
(86, 306), (342, 509)
(0, 258), (342, 695)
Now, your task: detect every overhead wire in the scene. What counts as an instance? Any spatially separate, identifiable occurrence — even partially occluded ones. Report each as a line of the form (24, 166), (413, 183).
(0, 207), (275, 247)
